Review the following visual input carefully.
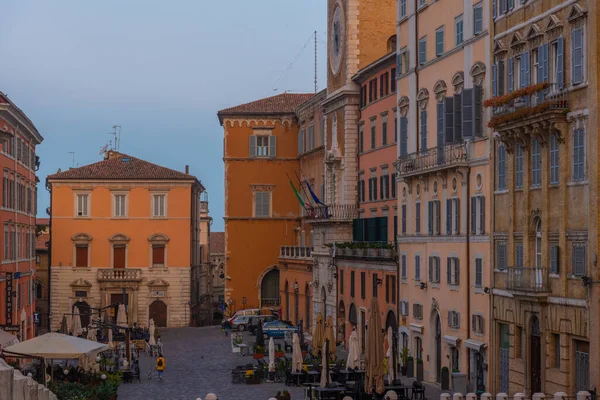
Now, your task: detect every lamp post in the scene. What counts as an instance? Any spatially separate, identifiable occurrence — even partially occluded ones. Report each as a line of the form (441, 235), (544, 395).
(242, 297), (246, 309)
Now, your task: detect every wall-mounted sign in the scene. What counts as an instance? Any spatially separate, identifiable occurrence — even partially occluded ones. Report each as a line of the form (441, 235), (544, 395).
(0, 324), (19, 332)
(151, 290), (165, 297)
(5, 273), (12, 325)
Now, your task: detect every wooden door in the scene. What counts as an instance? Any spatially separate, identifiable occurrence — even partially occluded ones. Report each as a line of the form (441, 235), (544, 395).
(530, 317), (542, 393)
(113, 246), (126, 269)
(149, 300), (167, 327)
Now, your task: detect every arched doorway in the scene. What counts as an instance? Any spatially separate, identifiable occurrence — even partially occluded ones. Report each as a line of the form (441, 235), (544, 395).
(430, 311), (442, 382)
(305, 283), (311, 330)
(260, 268), (280, 307)
(338, 301), (345, 343)
(530, 315), (542, 393)
(385, 310), (398, 331)
(149, 300), (168, 327)
(284, 281), (290, 320)
(73, 301), (90, 329)
(321, 286), (327, 316)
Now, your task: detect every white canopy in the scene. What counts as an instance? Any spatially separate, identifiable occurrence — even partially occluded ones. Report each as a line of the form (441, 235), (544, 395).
(4, 332), (108, 359)
(0, 328), (19, 348)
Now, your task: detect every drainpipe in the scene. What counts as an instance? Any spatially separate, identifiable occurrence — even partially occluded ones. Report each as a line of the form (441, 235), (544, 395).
(465, 167), (472, 387)
(414, 0), (420, 155)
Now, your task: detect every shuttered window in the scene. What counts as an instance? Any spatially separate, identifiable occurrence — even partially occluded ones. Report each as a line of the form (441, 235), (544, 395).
(420, 111), (427, 153)
(415, 202), (421, 234)
(446, 198), (453, 235)
(415, 255), (421, 281)
(550, 245), (559, 274)
(515, 243), (524, 267)
(446, 257), (459, 285)
(113, 245), (126, 269)
(419, 37), (427, 65)
(538, 43), (549, 85)
(254, 192), (271, 217)
(462, 88), (473, 139)
(531, 139), (541, 186)
(76, 245), (89, 268)
(372, 273), (378, 298)
(401, 204), (407, 234)
(401, 255), (407, 279)
(298, 129), (305, 155)
(556, 37), (564, 88)
(445, 97), (454, 143)
(497, 243), (507, 270)
(515, 144), (524, 188)
(358, 125), (364, 153)
(475, 258), (483, 287)
(152, 245), (165, 267)
(478, 196), (485, 234)
(382, 118), (388, 145)
(498, 60), (505, 96)
(361, 272), (366, 299)
(549, 135), (559, 184)
(400, 117), (408, 156)
(436, 27), (444, 56)
(573, 128), (585, 181)
(572, 27), (584, 85)
(350, 271), (355, 297)
(453, 93), (462, 142)
(492, 64), (497, 97)
(498, 145), (507, 190)
(473, 4), (483, 35)
(508, 58), (514, 93)
(573, 245), (585, 276)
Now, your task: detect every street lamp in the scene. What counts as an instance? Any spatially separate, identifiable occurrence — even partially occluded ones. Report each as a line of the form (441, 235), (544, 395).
(294, 282), (299, 293)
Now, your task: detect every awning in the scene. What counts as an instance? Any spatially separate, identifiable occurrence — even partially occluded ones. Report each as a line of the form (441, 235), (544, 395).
(464, 339), (487, 352)
(443, 335), (460, 347)
(409, 323), (423, 334)
(4, 332), (108, 359)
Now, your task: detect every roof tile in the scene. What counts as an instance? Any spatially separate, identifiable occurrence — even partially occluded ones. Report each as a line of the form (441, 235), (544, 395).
(218, 92), (314, 121)
(210, 232), (224, 254)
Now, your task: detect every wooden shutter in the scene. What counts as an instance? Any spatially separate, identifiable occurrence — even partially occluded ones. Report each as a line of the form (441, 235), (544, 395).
(524, 51), (531, 86)
(492, 64), (497, 97)
(429, 257), (433, 282)
(498, 243), (506, 270)
(385, 175), (390, 199)
(508, 58), (513, 93)
(453, 198), (460, 234)
(453, 94), (462, 142)
(557, 37), (564, 88)
(445, 97), (454, 143)
(455, 258), (460, 285)
(420, 110), (427, 152)
(152, 245), (165, 266)
(269, 135), (277, 157)
(516, 244), (523, 267)
(76, 245), (88, 267)
(573, 245), (585, 276)
(262, 193), (271, 217)
(434, 201), (440, 235)
(446, 199), (453, 235)
(436, 102), (444, 151)
(113, 245), (126, 269)
(478, 196), (485, 234)
(255, 192), (263, 216)
(462, 88), (473, 138)
(435, 257), (440, 282)
(428, 202), (433, 234)
(448, 311), (452, 327)
(474, 86), (483, 137)
(400, 117), (408, 156)
(492, 0), (497, 18)
(541, 44), (549, 84)
(454, 312), (460, 328)
(401, 205), (407, 234)
(447, 257), (452, 284)
(550, 245), (559, 274)
(572, 28), (583, 84)
(415, 202), (421, 233)
(249, 135), (256, 157)
(385, 275), (390, 302)
(498, 60), (505, 96)
(471, 197), (477, 234)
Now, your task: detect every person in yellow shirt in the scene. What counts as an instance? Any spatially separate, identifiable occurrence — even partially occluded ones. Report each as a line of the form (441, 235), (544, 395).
(156, 353), (166, 380)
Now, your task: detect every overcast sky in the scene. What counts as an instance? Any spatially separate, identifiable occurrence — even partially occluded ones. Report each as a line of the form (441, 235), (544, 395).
(0, 0), (327, 231)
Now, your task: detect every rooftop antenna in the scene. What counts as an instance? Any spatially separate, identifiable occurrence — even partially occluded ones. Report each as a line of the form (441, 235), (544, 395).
(99, 143), (109, 155)
(314, 30), (317, 93)
(110, 125), (121, 151)
(68, 152), (75, 168)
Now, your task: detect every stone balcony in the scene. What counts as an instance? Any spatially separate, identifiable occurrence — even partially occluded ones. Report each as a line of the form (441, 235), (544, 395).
(494, 266), (550, 301)
(279, 246), (312, 260)
(97, 268), (143, 282)
(302, 204), (358, 223)
(396, 142), (469, 179)
(333, 242), (396, 261)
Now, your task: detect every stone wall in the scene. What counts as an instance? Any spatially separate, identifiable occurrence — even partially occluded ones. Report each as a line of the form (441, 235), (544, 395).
(0, 359), (57, 400)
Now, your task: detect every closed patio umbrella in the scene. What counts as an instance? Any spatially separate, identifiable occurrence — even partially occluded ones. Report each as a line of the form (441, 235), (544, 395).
(312, 313), (324, 357)
(255, 322), (265, 348)
(292, 333), (303, 373)
(108, 328), (114, 349)
(365, 297), (384, 395)
(386, 327), (397, 382)
(116, 304), (127, 328)
(268, 337), (276, 372)
(148, 318), (156, 346)
(60, 315), (68, 334)
(320, 339), (332, 387)
(346, 328), (360, 369)
(72, 307), (83, 337)
(325, 316), (336, 358)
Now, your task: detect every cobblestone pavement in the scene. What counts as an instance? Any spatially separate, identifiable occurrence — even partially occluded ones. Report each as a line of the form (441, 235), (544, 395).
(117, 326), (305, 400)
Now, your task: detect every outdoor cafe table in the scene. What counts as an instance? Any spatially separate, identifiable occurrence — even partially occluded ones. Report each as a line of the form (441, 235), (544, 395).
(384, 385), (413, 399)
(291, 371), (304, 386)
(307, 370), (320, 383)
(314, 386), (345, 400)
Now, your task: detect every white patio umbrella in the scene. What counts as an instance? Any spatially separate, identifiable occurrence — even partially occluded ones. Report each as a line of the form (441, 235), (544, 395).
(116, 304), (128, 328)
(148, 318), (156, 346)
(346, 328), (360, 369)
(4, 333), (108, 359)
(107, 328), (114, 349)
(72, 307), (83, 337)
(268, 337), (275, 372)
(87, 327), (97, 342)
(291, 333), (303, 373)
(386, 327), (396, 382)
(0, 328), (19, 348)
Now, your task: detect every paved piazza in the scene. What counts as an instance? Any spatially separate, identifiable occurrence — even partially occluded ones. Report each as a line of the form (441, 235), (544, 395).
(117, 326), (305, 400)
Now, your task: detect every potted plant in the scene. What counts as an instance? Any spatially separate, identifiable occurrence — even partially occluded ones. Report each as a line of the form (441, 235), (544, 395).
(441, 366), (450, 390)
(416, 358), (424, 382)
(253, 345), (266, 359)
(400, 347), (409, 376)
(406, 356), (414, 378)
(275, 350), (285, 358)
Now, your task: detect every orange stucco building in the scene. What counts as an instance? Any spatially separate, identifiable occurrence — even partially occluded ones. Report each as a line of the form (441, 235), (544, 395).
(47, 151), (204, 330)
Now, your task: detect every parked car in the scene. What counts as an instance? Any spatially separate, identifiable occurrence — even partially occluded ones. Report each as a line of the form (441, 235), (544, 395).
(231, 315), (252, 331)
(262, 320), (298, 339)
(248, 315), (277, 335)
(222, 308), (261, 327)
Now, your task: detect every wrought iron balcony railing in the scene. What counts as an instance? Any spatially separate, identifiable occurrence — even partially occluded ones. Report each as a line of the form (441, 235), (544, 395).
(97, 268), (142, 282)
(261, 297), (281, 307)
(397, 142), (468, 178)
(492, 83), (569, 117)
(280, 246), (312, 259)
(498, 266), (550, 293)
(302, 204), (358, 221)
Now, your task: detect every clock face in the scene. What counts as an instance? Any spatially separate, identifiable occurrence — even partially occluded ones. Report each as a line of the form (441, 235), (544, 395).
(330, 4), (344, 75)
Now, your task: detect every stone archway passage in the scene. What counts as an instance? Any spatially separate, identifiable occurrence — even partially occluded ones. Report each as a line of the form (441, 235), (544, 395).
(150, 300), (168, 327)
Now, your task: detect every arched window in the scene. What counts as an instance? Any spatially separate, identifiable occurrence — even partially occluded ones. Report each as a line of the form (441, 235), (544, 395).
(35, 281), (43, 299)
(387, 35), (397, 53)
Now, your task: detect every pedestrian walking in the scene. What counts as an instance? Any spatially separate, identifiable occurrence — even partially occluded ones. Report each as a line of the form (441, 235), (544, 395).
(223, 319), (231, 336)
(156, 353), (166, 380)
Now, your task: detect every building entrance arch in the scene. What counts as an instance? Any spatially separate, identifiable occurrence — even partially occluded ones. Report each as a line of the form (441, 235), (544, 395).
(149, 300), (168, 327)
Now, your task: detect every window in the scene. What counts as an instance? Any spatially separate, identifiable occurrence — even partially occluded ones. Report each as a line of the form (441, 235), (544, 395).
(391, 69), (397, 92)
(472, 314), (484, 334)
(339, 270), (344, 295)
(401, 255), (407, 279)
(76, 194), (89, 217)
(455, 15), (463, 46)
(498, 145), (507, 190)
(415, 255), (421, 281)
(400, 116), (408, 156)
(391, 276), (396, 303)
(370, 120), (376, 149)
(516, 242), (524, 268)
(573, 128), (585, 181)
(113, 245), (126, 269)
(368, 177), (378, 201)
(418, 0), (426, 7)
(382, 117), (388, 146)
(152, 194), (166, 217)
(298, 129), (305, 154)
(571, 27), (584, 85)
(415, 202), (421, 234)
(553, 333), (560, 368)
(418, 37), (427, 65)
(435, 27), (444, 56)
(573, 244), (585, 276)
(552, 37), (564, 88)
(413, 304), (423, 320)
(550, 244), (560, 274)
(515, 144), (523, 188)
(358, 125), (364, 153)
(254, 192), (271, 217)
(372, 273), (378, 297)
(531, 139), (541, 186)
(350, 271), (355, 297)
(358, 178), (365, 203)
(473, 3), (483, 35)
(75, 244), (89, 268)
(360, 271), (366, 299)
(475, 258), (483, 287)
(113, 194), (127, 217)
(400, 0), (406, 17)
(448, 310), (460, 329)
(401, 204), (407, 234)
(428, 200), (440, 235)
(549, 135), (559, 184)
(360, 86), (367, 108)
(420, 110), (427, 153)
(497, 242), (507, 270)
(249, 135), (276, 158)
(385, 275), (390, 302)
(391, 172), (397, 198)
(152, 245), (165, 267)
(428, 256), (440, 283)
(447, 257), (459, 285)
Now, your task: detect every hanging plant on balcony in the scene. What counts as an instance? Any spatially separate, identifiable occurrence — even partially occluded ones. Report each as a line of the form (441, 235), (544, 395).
(488, 100), (569, 128)
(483, 82), (550, 108)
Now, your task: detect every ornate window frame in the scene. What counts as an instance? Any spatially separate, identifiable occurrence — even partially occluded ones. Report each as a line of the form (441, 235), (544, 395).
(149, 234), (170, 269)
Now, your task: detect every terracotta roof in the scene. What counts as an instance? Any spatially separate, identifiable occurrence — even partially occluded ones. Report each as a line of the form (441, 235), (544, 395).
(217, 92), (314, 123)
(36, 218), (49, 226)
(36, 233), (49, 251)
(210, 232), (224, 254)
(47, 151), (199, 183)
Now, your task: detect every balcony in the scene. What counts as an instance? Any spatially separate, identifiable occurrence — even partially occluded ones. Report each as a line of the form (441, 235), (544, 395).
(261, 297), (281, 307)
(331, 241), (396, 261)
(494, 266), (550, 300)
(397, 142), (468, 179)
(279, 246), (312, 260)
(302, 204), (358, 222)
(97, 268), (143, 282)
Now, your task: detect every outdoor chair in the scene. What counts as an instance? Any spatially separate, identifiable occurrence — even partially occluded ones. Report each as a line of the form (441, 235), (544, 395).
(411, 381), (425, 400)
(231, 366), (245, 384)
(131, 361), (141, 383)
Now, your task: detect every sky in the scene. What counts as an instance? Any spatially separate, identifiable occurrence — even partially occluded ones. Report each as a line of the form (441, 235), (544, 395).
(0, 0), (327, 231)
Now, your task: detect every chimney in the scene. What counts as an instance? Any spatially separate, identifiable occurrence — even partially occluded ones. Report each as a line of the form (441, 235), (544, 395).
(185, 165), (189, 174)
